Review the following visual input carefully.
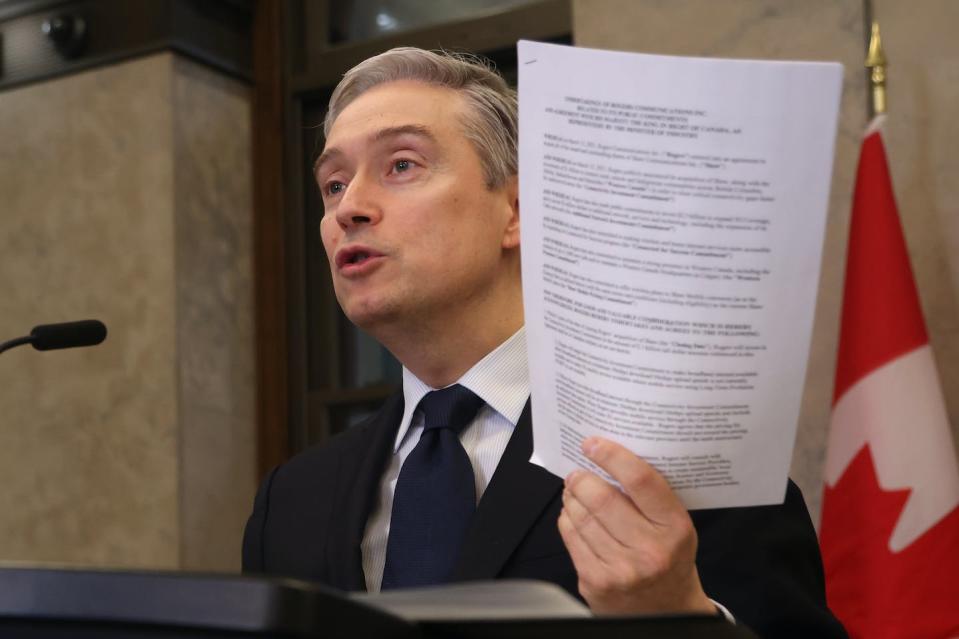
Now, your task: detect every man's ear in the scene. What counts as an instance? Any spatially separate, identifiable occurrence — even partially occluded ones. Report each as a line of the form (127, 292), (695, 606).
(501, 175), (520, 250)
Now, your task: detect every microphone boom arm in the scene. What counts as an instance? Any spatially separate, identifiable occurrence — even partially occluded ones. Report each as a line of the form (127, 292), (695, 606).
(0, 335), (34, 355)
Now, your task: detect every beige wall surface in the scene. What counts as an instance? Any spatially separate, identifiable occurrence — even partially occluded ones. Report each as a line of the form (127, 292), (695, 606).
(0, 53), (255, 570)
(573, 0), (959, 525)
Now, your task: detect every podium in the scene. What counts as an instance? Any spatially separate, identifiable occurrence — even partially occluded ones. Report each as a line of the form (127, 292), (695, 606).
(0, 567), (758, 638)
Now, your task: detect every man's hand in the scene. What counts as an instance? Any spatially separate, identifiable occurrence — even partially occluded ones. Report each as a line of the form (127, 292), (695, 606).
(557, 436), (715, 616)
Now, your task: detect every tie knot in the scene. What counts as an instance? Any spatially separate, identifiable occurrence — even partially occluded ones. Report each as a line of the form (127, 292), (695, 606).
(418, 384), (484, 435)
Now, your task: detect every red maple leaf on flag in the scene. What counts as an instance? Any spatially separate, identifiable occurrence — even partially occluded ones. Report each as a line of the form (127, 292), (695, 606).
(821, 445), (959, 638)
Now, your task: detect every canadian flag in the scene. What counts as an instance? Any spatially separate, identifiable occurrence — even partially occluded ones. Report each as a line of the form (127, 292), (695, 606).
(820, 117), (959, 638)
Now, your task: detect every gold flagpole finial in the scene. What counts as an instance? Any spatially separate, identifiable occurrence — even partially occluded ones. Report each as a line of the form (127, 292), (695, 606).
(865, 21), (887, 116)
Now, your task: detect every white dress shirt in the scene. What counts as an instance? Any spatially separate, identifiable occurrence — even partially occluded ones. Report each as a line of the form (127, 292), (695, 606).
(360, 327), (530, 593)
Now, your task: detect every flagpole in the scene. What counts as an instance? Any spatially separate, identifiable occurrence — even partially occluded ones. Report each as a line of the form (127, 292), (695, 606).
(865, 20), (887, 117)
(862, 0), (873, 107)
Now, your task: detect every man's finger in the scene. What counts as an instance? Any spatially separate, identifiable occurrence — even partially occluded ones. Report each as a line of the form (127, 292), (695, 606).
(557, 508), (605, 586)
(565, 470), (656, 545)
(562, 485), (628, 561)
(581, 437), (686, 526)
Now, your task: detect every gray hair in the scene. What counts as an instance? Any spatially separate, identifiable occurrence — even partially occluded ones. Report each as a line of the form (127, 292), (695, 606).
(324, 47), (517, 189)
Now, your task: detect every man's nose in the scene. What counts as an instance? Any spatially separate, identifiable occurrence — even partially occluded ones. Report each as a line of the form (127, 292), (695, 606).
(335, 175), (382, 230)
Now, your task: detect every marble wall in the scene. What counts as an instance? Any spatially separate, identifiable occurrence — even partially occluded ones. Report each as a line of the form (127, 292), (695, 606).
(573, 0), (959, 525)
(0, 53), (255, 570)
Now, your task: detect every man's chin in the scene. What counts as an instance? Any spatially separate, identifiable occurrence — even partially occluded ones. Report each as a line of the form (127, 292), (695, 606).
(340, 299), (399, 334)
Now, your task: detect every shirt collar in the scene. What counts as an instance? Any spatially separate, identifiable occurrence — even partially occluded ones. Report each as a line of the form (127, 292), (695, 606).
(394, 326), (529, 453)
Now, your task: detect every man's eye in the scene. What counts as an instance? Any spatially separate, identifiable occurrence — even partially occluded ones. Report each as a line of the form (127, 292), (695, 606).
(327, 181), (345, 195)
(393, 159), (412, 173)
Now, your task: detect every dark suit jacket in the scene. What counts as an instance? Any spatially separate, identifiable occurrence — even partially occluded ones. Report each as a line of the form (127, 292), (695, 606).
(243, 392), (847, 638)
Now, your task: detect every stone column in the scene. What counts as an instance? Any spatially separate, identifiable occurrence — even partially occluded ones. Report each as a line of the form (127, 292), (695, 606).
(0, 52), (255, 571)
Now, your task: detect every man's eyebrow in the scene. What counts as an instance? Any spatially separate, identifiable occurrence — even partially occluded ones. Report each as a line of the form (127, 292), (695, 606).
(314, 124), (437, 174)
(371, 124), (437, 145)
(314, 147), (343, 176)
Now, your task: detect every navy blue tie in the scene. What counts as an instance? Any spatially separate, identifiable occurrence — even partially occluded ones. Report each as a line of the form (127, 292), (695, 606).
(381, 384), (484, 589)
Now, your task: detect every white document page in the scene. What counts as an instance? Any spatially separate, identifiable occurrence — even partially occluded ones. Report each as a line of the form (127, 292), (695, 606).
(518, 40), (842, 508)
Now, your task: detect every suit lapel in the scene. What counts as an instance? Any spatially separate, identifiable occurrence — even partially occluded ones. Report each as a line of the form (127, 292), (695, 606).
(452, 401), (564, 581)
(325, 391), (405, 591)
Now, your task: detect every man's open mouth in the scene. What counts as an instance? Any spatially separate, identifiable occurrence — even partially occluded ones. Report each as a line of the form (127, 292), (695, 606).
(336, 246), (383, 269)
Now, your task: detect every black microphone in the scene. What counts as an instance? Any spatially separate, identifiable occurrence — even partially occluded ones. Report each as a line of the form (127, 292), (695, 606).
(0, 320), (107, 354)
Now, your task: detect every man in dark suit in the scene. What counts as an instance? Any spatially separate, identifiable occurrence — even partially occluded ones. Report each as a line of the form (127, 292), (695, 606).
(243, 47), (846, 637)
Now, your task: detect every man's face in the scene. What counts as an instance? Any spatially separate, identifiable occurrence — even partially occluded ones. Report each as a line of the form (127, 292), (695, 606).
(317, 80), (519, 334)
